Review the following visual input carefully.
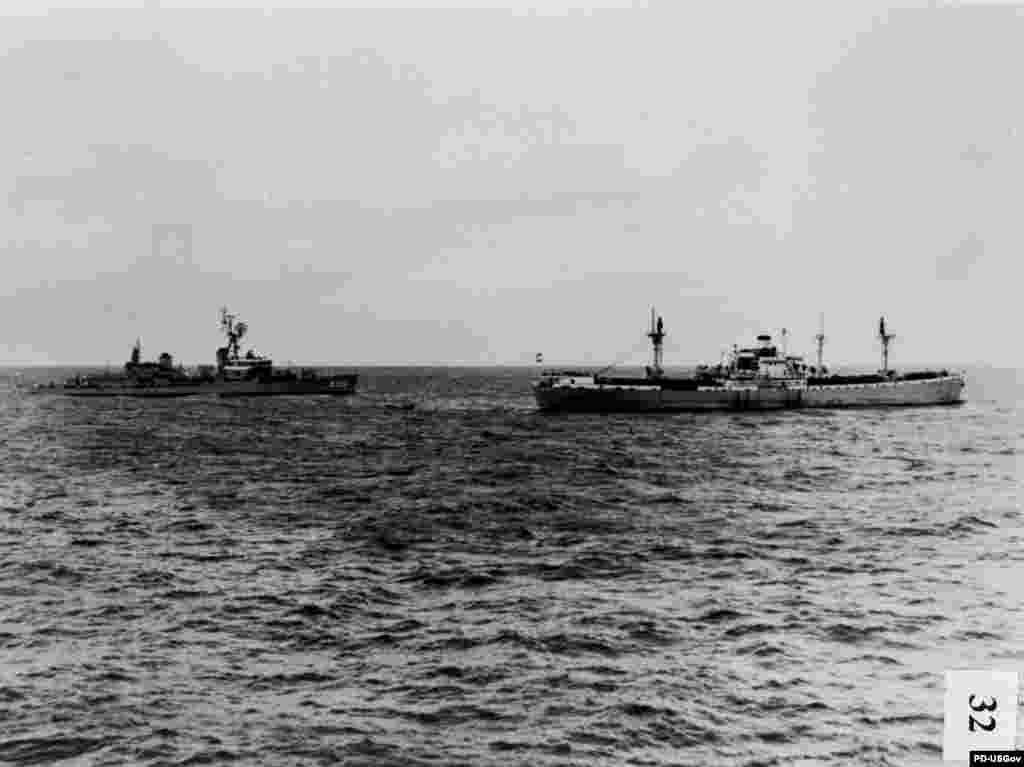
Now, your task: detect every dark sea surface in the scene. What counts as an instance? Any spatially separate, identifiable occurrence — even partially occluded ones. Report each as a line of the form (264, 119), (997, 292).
(0, 365), (1021, 766)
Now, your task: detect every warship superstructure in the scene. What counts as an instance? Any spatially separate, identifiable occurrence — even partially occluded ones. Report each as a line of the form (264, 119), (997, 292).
(33, 308), (358, 398)
(534, 311), (964, 412)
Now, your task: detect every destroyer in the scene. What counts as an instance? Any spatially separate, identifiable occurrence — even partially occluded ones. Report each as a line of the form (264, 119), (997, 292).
(32, 308), (358, 398)
(534, 311), (964, 412)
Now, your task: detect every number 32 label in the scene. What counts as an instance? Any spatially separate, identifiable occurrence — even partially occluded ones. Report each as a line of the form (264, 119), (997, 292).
(943, 670), (1018, 761)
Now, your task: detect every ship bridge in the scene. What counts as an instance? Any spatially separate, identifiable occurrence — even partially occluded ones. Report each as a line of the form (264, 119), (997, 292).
(726, 334), (807, 384)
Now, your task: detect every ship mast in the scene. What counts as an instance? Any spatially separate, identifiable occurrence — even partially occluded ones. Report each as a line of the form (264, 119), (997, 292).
(814, 313), (826, 370)
(220, 307), (248, 361)
(878, 315), (895, 375)
(647, 307), (665, 378)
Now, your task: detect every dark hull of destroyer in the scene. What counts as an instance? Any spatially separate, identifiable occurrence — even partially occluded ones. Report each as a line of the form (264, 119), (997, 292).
(217, 376), (358, 398)
(37, 375), (358, 399)
(534, 375), (964, 412)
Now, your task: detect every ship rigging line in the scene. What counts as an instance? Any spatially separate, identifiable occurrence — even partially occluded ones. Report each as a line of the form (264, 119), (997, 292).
(594, 337), (661, 377)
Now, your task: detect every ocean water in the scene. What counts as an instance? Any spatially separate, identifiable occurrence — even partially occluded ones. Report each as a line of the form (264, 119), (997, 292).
(0, 365), (1020, 767)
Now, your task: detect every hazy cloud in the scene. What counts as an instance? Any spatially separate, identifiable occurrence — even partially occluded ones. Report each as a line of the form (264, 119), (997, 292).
(1, 3), (1019, 365)
(936, 232), (983, 282)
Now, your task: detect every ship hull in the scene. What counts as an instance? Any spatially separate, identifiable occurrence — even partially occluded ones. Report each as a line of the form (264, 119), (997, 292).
(52, 385), (208, 398)
(534, 375), (964, 412)
(215, 377), (357, 397)
(803, 376), (963, 408)
(534, 385), (801, 412)
(32, 375), (358, 398)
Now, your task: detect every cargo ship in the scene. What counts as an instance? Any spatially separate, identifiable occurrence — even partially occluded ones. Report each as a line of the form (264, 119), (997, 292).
(534, 311), (964, 412)
(31, 308), (358, 398)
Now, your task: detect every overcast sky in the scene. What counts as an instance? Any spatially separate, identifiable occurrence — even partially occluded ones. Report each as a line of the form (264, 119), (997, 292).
(1, 1), (1019, 366)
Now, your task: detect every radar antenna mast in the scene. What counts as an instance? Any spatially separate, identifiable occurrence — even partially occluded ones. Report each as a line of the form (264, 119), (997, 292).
(220, 307), (247, 361)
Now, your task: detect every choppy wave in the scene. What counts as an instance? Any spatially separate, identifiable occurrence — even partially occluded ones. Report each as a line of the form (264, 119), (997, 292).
(0, 365), (1021, 766)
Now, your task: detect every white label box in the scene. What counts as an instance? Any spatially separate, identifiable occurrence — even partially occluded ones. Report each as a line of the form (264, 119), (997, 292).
(944, 670), (1019, 761)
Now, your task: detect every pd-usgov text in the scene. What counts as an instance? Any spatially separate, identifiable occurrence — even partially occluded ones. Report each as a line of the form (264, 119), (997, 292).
(971, 752), (1024, 764)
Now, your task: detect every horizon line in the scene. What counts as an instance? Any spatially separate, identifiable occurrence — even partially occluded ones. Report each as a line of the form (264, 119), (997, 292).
(0, 359), (996, 370)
